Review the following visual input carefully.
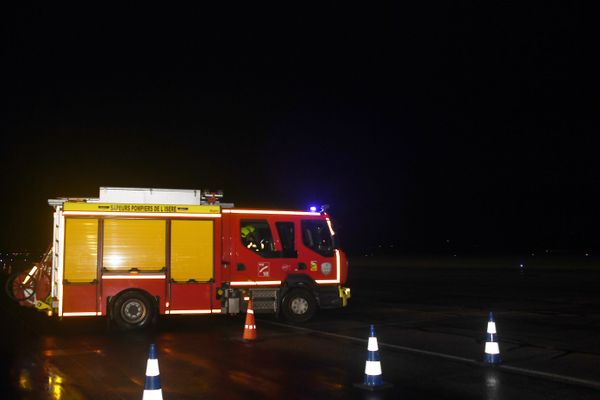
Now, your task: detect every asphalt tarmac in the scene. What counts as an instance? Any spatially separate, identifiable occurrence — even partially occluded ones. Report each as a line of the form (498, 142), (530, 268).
(1, 255), (599, 399)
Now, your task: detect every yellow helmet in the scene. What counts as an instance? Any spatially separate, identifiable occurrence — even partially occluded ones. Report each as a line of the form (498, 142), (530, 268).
(241, 225), (256, 238)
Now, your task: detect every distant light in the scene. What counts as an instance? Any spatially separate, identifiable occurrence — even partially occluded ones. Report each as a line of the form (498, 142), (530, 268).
(309, 206), (317, 212)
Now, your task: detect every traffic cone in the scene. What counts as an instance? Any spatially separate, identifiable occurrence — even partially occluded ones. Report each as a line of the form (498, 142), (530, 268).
(484, 312), (501, 364)
(143, 344), (163, 400)
(242, 299), (257, 341)
(354, 324), (392, 391)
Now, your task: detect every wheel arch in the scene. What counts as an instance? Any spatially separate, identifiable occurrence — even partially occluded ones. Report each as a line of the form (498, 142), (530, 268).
(107, 288), (159, 321)
(281, 274), (318, 302)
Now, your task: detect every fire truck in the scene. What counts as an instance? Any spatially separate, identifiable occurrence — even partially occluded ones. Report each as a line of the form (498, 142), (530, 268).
(5, 187), (350, 330)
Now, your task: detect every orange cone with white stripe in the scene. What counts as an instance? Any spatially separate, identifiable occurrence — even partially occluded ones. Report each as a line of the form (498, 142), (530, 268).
(243, 299), (257, 341)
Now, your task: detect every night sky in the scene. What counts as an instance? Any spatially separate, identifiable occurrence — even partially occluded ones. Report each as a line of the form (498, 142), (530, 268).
(2, 3), (594, 255)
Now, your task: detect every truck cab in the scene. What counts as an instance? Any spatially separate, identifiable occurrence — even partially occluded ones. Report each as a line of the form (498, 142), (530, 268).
(222, 209), (349, 322)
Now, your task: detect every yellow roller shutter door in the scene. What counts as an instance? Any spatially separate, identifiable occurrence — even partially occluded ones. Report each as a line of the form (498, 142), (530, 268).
(103, 219), (166, 271)
(64, 218), (98, 282)
(171, 220), (213, 282)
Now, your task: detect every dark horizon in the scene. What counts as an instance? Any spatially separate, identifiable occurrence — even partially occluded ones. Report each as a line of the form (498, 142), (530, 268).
(2, 3), (595, 255)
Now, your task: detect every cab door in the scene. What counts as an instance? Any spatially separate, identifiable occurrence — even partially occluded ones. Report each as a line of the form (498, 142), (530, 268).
(296, 218), (339, 284)
(232, 216), (298, 283)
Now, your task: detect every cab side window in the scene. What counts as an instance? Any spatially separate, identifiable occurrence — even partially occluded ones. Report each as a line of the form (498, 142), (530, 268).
(240, 219), (278, 258)
(301, 220), (334, 257)
(276, 222), (297, 258)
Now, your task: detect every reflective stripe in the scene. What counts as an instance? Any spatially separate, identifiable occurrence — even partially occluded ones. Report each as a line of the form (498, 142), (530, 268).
(230, 281), (281, 286)
(102, 275), (166, 280)
(142, 389), (163, 400)
(146, 359), (160, 376)
(245, 325), (256, 329)
(485, 342), (500, 355)
(487, 321), (497, 334)
(315, 249), (341, 284)
(62, 312), (100, 316)
(364, 361), (382, 376)
(23, 265), (38, 285)
(368, 337), (379, 351)
(222, 209), (320, 216)
(64, 211), (221, 218)
(167, 309), (212, 315)
(57, 213), (66, 317)
(247, 309), (254, 314)
(325, 218), (336, 236)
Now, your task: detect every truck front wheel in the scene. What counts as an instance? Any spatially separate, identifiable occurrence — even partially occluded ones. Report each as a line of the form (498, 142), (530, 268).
(112, 291), (154, 331)
(281, 288), (316, 323)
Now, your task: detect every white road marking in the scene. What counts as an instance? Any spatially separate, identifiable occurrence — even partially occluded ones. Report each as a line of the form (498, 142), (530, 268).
(261, 320), (600, 391)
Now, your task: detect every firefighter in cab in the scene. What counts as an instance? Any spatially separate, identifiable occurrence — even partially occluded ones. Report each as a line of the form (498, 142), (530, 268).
(241, 224), (264, 252)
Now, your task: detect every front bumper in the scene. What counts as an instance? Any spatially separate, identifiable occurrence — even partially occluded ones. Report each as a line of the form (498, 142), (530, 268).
(316, 285), (351, 309)
(339, 286), (351, 307)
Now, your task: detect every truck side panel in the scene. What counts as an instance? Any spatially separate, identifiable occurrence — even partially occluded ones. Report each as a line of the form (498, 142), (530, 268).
(168, 219), (217, 313)
(63, 285), (97, 315)
(62, 218), (99, 315)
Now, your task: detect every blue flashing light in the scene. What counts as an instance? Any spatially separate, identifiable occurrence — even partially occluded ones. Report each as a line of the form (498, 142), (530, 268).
(309, 206), (318, 212)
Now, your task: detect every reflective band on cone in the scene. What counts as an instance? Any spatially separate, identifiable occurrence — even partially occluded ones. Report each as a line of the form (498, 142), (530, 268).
(485, 342), (500, 355)
(354, 324), (392, 391)
(143, 344), (163, 400)
(484, 312), (501, 364)
(365, 361), (382, 376)
(367, 337), (378, 352)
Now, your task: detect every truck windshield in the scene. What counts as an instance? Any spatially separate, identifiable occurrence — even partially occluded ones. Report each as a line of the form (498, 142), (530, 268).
(301, 220), (334, 257)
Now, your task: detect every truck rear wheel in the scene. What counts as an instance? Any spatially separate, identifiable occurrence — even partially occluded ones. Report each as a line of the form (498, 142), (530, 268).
(112, 291), (154, 331)
(281, 288), (316, 323)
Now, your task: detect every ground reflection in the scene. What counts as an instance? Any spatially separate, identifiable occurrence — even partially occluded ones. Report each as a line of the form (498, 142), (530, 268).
(484, 368), (500, 400)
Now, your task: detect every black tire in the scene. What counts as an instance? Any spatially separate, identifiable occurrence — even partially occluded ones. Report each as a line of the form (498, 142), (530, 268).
(4, 272), (36, 301)
(281, 288), (317, 323)
(112, 290), (155, 331)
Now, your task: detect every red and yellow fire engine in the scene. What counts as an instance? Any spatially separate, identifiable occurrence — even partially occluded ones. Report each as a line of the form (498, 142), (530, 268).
(6, 187), (350, 330)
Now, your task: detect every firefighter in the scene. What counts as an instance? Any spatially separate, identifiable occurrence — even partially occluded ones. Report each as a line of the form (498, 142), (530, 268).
(241, 224), (260, 251)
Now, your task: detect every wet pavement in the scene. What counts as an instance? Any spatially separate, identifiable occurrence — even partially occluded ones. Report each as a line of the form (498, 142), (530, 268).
(2, 255), (600, 399)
